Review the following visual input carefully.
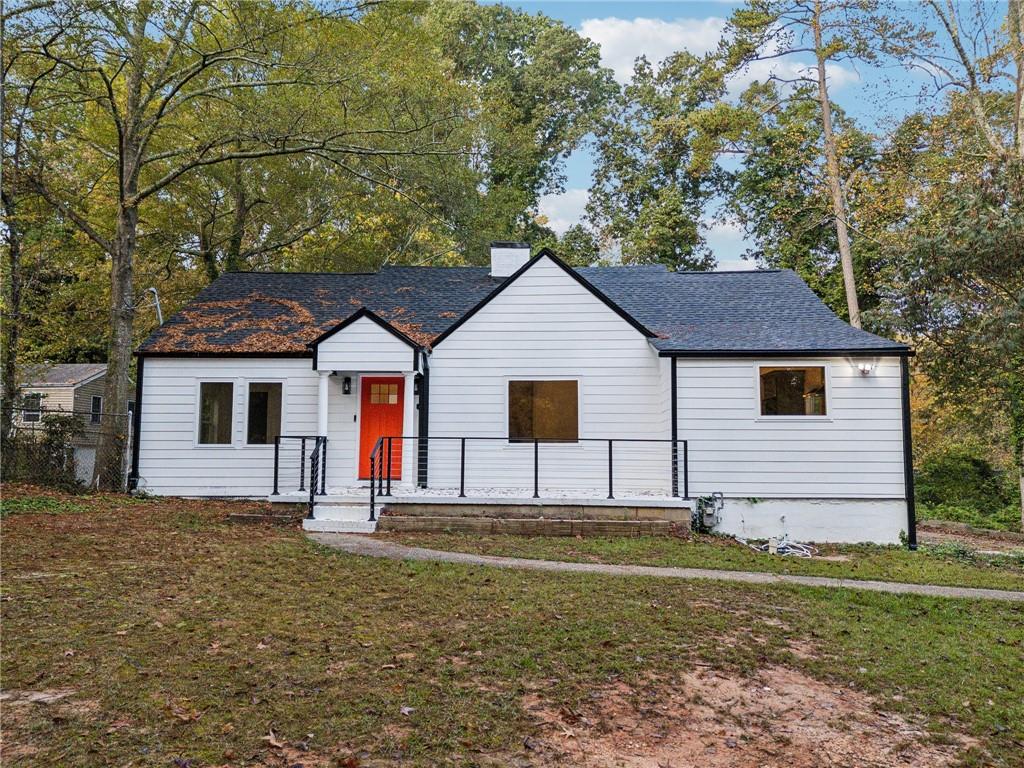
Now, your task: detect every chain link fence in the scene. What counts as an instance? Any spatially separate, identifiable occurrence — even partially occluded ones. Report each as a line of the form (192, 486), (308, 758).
(2, 408), (134, 491)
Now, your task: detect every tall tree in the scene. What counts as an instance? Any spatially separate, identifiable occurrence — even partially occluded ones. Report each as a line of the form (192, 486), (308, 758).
(19, 0), (466, 487)
(425, 1), (615, 256)
(724, 0), (922, 326)
(588, 54), (724, 270)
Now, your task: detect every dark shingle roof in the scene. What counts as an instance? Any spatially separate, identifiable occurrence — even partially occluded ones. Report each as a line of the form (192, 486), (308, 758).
(19, 362), (108, 387)
(138, 261), (906, 355)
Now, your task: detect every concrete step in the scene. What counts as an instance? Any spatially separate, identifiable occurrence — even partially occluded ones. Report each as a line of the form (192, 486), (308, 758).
(302, 503), (377, 533)
(303, 517), (377, 533)
(378, 515), (674, 537)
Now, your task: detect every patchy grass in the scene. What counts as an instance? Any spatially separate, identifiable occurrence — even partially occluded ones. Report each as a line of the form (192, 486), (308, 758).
(1, 486), (1023, 767)
(380, 531), (1024, 592)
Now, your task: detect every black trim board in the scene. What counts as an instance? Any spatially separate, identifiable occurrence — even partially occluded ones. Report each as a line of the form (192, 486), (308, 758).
(670, 356), (678, 497)
(658, 348), (912, 358)
(136, 350), (312, 358)
(307, 306), (423, 350)
(417, 354), (430, 487)
(430, 248), (656, 347)
(128, 355), (145, 490)
(900, 355), (918, 549)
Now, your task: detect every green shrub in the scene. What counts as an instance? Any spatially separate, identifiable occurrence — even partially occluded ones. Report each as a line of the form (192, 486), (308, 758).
(916, 445), (1014, 506)
(917, 502), (1021, 532)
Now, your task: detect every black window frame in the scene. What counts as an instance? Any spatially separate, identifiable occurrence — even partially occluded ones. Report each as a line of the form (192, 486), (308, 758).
(90, 395), (103, 424)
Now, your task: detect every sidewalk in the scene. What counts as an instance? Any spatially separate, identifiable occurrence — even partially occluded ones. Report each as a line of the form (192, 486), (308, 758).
(309, 533), (1024, 602)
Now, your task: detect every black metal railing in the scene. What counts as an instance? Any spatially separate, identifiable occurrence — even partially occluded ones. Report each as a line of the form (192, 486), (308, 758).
(367, 435), (689, 521)
(307, 436), (327, 519)
(272, 435), (325, 496)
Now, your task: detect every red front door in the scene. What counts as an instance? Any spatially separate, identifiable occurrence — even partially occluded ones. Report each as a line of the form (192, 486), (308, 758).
(359, 376), (404, 480)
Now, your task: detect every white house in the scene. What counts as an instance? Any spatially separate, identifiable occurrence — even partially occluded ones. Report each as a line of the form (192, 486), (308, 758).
(132, 244), (916, 544)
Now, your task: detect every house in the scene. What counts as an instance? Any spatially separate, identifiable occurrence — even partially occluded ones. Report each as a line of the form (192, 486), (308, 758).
(15, 363), (135, 485)
(132, 244), (915, 544)
(16, 363), (135, 426)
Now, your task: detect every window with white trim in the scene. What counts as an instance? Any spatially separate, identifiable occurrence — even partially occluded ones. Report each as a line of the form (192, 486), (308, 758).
(198, 382), (233, 444)
(247, 382), (282, 445)
(759, 366), (827, 416)
(23, 393), (42, 423)
(508, 380), (578, 442)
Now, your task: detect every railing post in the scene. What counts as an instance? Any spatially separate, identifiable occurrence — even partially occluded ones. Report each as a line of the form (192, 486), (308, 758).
(533, 439), (539, 498)
(459, 437), (466, 497)
(272, 436), (280, 495)
(671, 439), (678, 497)
(378, 440), (384, 495)
(320, 438), (327, 495)
(369, 450), (376, 522)
(683, 441), (689, 499)
(299, 437), (306, 491)
(607, 439), (614, 499)
(385, 437), (392, 496)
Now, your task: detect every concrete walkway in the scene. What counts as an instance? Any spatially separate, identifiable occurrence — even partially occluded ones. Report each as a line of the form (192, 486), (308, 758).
(309, 533), (1024, 603)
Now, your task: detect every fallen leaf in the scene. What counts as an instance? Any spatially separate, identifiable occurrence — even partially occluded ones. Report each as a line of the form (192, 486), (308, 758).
(262, 730), (284, 749)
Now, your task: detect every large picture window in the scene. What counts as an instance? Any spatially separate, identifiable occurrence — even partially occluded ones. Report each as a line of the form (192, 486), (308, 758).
(247, 382), (282, 445)
(198, 382), (233, 444)
(508, 380), (578, 442)
(759, 366), (827, 416)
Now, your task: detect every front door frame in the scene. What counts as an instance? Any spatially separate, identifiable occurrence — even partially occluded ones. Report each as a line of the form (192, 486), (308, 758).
(355, 373), (406, 482)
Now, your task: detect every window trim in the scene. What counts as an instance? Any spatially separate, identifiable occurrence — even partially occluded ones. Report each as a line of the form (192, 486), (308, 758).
(753, 362), (833, 422)
(243, 380), (286, 447)
(22, 392), (42, 423)
(194, 379), (237, 448)
(90, 395), (103, 424)
(504, 376), (582, 444)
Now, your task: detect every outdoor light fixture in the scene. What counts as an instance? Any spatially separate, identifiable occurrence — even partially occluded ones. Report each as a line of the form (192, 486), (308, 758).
(857, 362), (875, 376)
(342, 376), (352, 394)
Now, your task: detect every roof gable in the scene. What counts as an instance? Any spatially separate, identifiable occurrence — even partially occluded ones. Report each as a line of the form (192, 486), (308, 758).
(308, 307), (421, 350)
(429, 249), (656, 348)
(19, 363), (108, 387)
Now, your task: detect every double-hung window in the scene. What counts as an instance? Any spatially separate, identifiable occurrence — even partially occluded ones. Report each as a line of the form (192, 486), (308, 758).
(246, 382), (282, 445)
(198, 382), (234, 444)
(90, 395), (103, 424)
(23, 393), (42, 423)
(508, 380), (579, 442)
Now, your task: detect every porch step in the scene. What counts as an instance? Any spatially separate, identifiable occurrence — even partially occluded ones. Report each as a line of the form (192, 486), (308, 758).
(378, 515), (675, 537)
(302, 504), (377, 534)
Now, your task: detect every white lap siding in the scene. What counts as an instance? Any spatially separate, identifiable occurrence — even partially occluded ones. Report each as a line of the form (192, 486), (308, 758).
(676, 356), (908, 543)
(137, 357), (322, 497)
(316, 316), (413, 372)
(427, 256), (672, 494)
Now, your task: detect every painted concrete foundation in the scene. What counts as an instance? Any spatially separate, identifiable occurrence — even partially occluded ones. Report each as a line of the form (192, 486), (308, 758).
(712, 498), (908, 544)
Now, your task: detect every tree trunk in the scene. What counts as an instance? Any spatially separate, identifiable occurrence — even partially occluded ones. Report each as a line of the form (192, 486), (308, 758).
(225, 157), (246, 273)
(1011, 0), (1024, 159)
(93, 203), (137, 489)
(812, 0), (861, 328)
(2, 193), (23, 450)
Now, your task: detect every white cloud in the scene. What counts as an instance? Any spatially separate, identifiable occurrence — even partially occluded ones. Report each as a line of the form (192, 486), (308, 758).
(537, 188), (589, 236)
(703, 216), (751, 271)
(580, 16), (859, 94)
(580, 16), (726, 83)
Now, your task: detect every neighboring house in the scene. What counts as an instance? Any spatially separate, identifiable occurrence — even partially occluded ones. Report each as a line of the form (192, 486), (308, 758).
(15, 363), (135, 485)
(132, 244), (915, 544)
(16, 363), (117, 426)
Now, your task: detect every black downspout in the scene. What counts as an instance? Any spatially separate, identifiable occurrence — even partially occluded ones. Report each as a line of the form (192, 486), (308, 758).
(128, 355), (145, 491)
(670, 356), (679, 497)
(899, 354), (917, 550)
(417, 353), (429, 487)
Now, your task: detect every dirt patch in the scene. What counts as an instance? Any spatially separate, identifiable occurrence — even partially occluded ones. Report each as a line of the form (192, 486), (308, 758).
(918, 522), (1024, 553)
(0, 689), (102, 762)
(520, 666), (973, 767)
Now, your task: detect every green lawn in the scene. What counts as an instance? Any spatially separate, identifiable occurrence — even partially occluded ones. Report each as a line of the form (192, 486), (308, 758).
(2, 486), (1023, 767)
(380, 531), (1024, 592)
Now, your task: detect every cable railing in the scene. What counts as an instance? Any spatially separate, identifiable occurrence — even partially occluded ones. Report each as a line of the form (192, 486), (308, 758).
(367, 435), (688, 521)
(272, 435), (325, 496)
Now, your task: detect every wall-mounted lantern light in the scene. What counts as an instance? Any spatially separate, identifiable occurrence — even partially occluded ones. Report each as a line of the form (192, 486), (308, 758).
(342, 376), (352, 395)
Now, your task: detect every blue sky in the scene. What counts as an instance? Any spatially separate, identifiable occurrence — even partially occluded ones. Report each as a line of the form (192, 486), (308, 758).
(497, 0), (967, 269)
